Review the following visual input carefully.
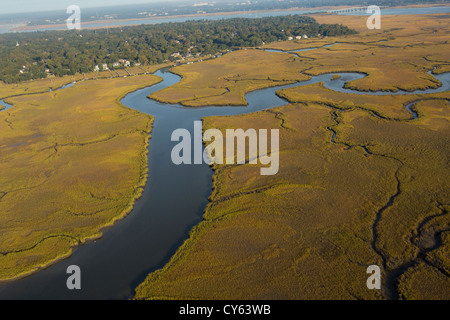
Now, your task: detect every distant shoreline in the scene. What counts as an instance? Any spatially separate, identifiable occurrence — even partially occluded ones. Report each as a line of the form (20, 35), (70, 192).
(9, 3), (450, 33)
(10, 7), (326, 32)
(10, 4), (372, 32)
(390, 3), (450, 9)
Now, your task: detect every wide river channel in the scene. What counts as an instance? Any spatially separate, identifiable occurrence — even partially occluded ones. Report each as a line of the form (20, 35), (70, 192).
(0, 52), (449, 299)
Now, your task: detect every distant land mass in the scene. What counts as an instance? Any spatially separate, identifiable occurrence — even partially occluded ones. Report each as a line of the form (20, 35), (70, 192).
(0, 0), (447, 26)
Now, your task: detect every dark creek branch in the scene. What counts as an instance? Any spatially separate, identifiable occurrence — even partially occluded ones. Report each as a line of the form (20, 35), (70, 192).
(0, 235), (80, 256)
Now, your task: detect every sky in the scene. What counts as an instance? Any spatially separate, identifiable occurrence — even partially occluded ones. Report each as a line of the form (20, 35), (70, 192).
(1, 0), (183, 14)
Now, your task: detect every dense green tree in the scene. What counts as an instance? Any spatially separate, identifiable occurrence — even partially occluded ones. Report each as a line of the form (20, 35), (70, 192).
(0, 15), (357, 83)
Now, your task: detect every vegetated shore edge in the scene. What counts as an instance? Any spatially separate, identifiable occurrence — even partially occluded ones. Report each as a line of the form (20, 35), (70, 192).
(132, 158), (223, 300)
(149, 67), (302, 107)
(0, 75), (164, 283)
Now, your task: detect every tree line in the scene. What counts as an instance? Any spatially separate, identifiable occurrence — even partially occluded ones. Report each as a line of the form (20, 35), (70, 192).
(0, 15), (357, 83)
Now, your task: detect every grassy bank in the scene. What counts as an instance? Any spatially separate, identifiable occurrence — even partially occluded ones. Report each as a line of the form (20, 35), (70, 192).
(0, 73), (161, 281)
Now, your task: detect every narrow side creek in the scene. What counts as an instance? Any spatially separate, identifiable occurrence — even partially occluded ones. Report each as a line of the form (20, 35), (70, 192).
(324, 95), (449, 300)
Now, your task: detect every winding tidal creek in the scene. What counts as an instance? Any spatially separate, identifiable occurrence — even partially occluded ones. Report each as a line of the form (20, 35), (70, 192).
(0, 60), (449, 299)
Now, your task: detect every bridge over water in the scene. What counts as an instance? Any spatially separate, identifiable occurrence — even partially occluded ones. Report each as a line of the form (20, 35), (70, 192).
(326, 6), (388, 15)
